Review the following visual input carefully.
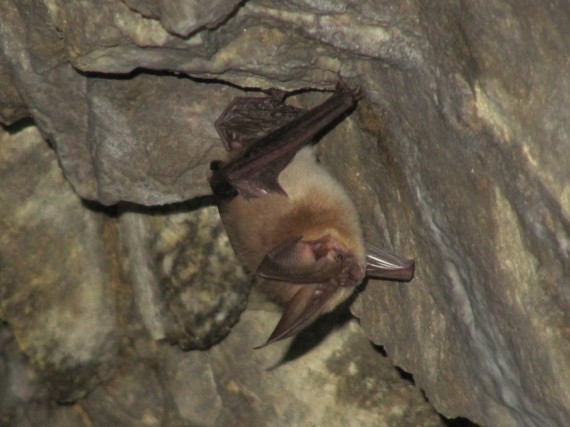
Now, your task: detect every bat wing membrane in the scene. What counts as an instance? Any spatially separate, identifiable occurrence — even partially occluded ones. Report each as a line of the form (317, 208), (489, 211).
(254, 284), (337, 348)
(365, 243), (415, 281)
(256, 237), (344, 283)
(211, 81), (359, 200)
(215, 96), (306, 152)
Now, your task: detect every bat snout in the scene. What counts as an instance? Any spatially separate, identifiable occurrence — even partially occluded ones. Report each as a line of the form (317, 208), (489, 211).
(337, 259), (365, 287)
(348, 261), (366, 284)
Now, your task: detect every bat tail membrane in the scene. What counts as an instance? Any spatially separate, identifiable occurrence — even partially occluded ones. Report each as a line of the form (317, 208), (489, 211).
(365, 243), (415, 282)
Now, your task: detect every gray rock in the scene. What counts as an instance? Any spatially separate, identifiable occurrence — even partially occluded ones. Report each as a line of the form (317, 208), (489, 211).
(0, 127), (118, 403)
(119, 202), (252, 349)
(0, 67), (27, 126)
(85, 75), (232, 205)
(0, 0), (96, 199)
(121, 0), (245, 37)
(84, 360), (169, 427)
(1, 0), (569, 426)
(177, 309), (445, 427)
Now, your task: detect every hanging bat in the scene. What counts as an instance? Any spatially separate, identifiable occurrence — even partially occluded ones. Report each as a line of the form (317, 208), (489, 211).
(209, 80), (414, 347)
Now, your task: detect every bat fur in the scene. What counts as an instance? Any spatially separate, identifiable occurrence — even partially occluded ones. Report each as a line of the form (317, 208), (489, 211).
(210, 81), (414, 347)
(220, 146), (365, 308)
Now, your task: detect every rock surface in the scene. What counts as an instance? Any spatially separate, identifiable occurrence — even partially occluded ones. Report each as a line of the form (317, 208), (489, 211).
(0, 123), (443, 426)
(1, 1), (569, 426)
(119, 201), (251, 349)
(0, 126), (119, 403)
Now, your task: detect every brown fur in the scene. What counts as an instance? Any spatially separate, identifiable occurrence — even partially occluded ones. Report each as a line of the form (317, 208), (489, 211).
(220, 147), (365, 307)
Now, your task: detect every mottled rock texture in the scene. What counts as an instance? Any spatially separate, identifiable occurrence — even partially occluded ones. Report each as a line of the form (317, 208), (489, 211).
(0, 118), (443, 426)
(0, 126), (119, 403)
(1, 0), (569, 426)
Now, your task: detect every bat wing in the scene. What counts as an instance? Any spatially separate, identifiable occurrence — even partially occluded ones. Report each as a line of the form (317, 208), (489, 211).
(215, 96), (306, 152)
(256, 236), (344, 284)
(254, 243), (415, 348)
(365, 243), (415, 281)
(254, 283), (338, 348)
(210, 81), (359, 200)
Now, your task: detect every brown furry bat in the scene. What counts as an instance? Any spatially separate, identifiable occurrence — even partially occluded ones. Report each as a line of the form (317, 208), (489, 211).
(210, 81), (414, 347)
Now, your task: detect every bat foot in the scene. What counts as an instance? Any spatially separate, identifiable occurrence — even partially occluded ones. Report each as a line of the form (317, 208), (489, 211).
(336, 78), (362, 101)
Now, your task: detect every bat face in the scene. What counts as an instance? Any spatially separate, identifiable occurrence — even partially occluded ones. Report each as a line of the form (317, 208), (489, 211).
(210, 81), (414, 347)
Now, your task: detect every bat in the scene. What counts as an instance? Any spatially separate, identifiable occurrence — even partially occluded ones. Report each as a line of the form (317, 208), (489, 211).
(209, 80), (414, 347)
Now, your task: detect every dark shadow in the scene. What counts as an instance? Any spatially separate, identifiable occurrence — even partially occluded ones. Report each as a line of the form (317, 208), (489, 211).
(395, 365), (415, 383)
(80, 195), (216, 219)
(81, 199), (120, 217)
(371, 343), (388, 357)
(440, 415), (480, 427)
(265, 296), (358, 370)
(371, 343), (416, 383)
(370, 344), (480, 426)
(77, 67), (341, 100)
(116, 195), (216, 215)
(279, 309), (352, 362)
(1, 116), (36, 134)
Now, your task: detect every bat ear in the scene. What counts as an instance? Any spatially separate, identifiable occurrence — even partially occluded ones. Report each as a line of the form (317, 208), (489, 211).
(256, 237), (343, 284)
(254, 284), (336, 348)
(365, 243), (415, 281)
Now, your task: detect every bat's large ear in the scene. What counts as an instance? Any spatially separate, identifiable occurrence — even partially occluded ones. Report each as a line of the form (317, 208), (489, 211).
(256, 237), (343, 284)
(365, 244), (415, 281)
(254, 284), (336, 348)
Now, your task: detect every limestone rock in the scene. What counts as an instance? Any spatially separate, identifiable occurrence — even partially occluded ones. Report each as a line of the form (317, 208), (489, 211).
(0, 127), (119, 403)
(121, 0), (245, 37)
(119, 202), (252, 350)
(1, 1), (569, 426)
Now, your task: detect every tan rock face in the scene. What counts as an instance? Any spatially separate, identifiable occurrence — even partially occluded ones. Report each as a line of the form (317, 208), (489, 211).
(0, 126), (119, 402)
(1, 1), (569, 426)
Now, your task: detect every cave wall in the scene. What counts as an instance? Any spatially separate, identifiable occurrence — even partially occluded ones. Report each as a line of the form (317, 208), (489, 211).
(1, 1), (569, 426)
